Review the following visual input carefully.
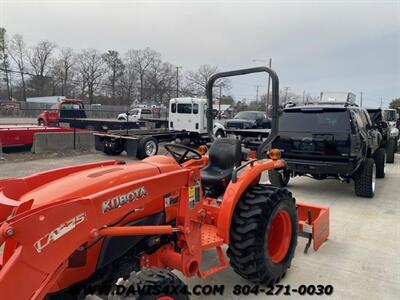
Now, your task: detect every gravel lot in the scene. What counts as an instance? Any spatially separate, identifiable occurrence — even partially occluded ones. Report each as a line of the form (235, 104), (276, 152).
(0, 151), (399, 300)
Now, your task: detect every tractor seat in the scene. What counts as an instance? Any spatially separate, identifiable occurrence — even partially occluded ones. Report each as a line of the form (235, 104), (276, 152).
(201, 138), (242, 194)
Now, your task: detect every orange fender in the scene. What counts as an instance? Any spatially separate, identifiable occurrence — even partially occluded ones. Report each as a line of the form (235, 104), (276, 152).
(217, 159), (286, 242)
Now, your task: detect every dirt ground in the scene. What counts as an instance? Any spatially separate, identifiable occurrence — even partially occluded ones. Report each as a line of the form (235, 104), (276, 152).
(0, 151), (399, 300)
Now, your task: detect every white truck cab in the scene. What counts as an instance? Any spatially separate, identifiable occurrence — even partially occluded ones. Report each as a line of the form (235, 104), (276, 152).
(383, 109), (399, 140)
(168, 98), (225, 137)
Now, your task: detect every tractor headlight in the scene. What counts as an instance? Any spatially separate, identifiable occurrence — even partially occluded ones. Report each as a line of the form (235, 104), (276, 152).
(197, 145), (208, 155)
(268, 148), (281, 160)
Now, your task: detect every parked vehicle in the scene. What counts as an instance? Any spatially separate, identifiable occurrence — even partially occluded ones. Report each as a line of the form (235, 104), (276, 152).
(367, 108), (398, 163)
(270, 102), (384, 198)
(117, 107), (168, 128)
(225, 110), (271, 129)
(95, 97), (226, 158)
(37, 99), (144, 131)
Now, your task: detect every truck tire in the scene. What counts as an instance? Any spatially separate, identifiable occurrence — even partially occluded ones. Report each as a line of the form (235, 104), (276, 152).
(137, 136), (158, 159)
(109, 268), (189, 300)
(354, 158), (376, 198)
(38, 119), (45, 126)
(227, 184), (298, 285)
(268, 170), (290, 187)
(386, 138), (396, 163)
(374, 148), (386, 178)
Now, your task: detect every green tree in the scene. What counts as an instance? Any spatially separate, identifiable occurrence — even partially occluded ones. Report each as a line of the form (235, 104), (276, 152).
(389, 98), (400, 110)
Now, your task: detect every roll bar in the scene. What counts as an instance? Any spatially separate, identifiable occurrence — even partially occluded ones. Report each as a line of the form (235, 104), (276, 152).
(205, 67), (280, 159)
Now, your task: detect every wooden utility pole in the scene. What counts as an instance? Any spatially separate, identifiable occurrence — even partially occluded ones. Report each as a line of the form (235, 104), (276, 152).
(176, 66), (182, 98)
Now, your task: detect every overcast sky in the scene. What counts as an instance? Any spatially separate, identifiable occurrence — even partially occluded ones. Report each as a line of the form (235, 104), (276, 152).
(1, 0), (399, 106)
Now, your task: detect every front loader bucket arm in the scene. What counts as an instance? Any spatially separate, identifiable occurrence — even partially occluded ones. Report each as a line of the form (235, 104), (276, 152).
(0, 168), (189, 300)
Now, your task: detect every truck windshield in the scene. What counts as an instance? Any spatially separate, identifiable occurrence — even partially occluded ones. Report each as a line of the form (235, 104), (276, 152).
(367, 110), (382, 124)
(61, 103), (83, 110)
(279, 110), (350, 132)
(234, 111), (258, 119)
(384, 110), (397, 121)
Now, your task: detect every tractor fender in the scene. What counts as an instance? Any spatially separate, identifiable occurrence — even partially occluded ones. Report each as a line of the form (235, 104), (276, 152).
(216, 159), (286, 242)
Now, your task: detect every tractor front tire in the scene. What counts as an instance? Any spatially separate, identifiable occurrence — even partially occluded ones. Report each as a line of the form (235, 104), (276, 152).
(386, 138), (396, 163)
(227, 184), (298, 285)
(109, 268), (189, 300)
(268, 170), (290, 187)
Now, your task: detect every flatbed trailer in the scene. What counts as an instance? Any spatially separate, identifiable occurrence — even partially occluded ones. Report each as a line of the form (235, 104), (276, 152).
(59, 117), (145, 131)
(94, 128), (211, 159)
(0, 125), (76, 150)
(225, 128), (271, 150)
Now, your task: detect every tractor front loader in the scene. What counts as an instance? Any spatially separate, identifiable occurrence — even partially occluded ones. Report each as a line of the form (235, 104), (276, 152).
(0, 67), (329, 300)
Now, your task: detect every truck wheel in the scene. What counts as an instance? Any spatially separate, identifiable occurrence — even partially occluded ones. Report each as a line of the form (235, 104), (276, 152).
(137, 136), (158, 159)
(374, 148), (386, 178)
(227, 184), (297, 285)
(38, 119), (45, 126)
(354, 158), (376, 198)
(386, 138), (396, 163)
(268, 170), (290, 187)
(109, 268), (189, 300)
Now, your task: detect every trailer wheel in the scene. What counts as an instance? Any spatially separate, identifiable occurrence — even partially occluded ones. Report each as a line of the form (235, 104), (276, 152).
(374, 148), (386, 178)
(227, 184), (297, 285)
(386, 138), (396, 163)
(109, 268), (189, 300)
(104, 141), (124, 156)
(354, 158), (376, 198)
(268, 170), (290, 187)
(137, 136), (158, 159)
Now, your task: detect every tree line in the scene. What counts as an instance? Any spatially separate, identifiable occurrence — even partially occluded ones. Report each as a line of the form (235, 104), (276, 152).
(0, 28), (231, 106)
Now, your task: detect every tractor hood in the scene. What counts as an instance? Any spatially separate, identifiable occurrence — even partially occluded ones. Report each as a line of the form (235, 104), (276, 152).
(0, 157), (181, 221)
(19, 162), (160, 207)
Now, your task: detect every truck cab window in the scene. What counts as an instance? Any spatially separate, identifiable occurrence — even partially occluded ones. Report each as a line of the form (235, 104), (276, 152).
(193, 104), (198, 114)
(171, 103), (176, 113)
(178, 103), (192, 114)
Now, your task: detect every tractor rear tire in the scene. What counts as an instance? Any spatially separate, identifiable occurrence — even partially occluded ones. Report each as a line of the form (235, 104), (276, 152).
(374, 148), (386, 178)
(227, 184), (298, 285)
(108, 268), (189, 300)
(137, 136), (158, 159)
(386, 138), (396, 163)
(268, 170), (290, 187)
(354, 158), (376, 198)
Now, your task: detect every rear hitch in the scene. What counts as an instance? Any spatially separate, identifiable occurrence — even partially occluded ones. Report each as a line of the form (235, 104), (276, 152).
(297, 202), (329, 252)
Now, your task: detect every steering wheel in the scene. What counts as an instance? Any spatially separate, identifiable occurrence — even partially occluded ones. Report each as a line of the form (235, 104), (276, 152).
(164, 143), (202, 164)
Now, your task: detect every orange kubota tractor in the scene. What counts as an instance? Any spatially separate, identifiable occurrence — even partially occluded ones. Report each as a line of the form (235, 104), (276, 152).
(0, 67), (329, 300)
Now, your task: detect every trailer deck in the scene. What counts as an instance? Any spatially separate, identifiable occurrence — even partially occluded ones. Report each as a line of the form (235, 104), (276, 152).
(0, 125), (76, 149)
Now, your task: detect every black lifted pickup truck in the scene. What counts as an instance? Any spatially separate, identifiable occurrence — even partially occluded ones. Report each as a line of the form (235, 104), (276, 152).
(225, 111), (271, 129)
(270, 103), (385, 198)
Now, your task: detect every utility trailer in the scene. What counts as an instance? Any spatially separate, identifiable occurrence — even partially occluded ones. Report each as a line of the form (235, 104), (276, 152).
(0, 125), (76, 151)
(95, 97), (226, 158)
(37, 99), (145, 131)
